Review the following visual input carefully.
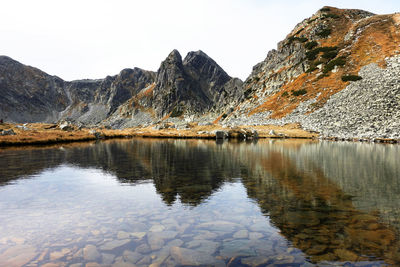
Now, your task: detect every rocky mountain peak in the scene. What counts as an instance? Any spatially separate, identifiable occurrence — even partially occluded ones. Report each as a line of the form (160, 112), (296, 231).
(165, 49), (183, 64)
(183, 50), (231, 86)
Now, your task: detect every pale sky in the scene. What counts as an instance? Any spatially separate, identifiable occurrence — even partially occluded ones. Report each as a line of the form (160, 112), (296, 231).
(1, 0), (399, 81)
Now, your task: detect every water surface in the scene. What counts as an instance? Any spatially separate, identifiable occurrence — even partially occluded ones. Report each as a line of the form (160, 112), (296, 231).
(0, 139), (399, 266)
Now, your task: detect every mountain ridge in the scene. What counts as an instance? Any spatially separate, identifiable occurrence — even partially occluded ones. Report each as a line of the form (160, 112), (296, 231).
(1, 6), (400, 139)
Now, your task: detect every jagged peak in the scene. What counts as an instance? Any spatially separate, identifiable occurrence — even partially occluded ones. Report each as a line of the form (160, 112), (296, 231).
(166, 49), (182, 63)
(184, 50), (209, 59)
(183, 50), (215, 65)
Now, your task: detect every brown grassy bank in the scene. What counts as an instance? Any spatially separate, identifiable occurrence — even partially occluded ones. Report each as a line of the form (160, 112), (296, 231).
(0, 123), (317, 147)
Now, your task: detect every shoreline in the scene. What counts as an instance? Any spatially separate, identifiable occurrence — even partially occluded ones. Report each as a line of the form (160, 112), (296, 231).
(0, 122), (398, 147)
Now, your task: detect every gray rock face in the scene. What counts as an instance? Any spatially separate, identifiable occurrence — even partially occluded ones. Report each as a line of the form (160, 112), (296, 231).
(0, 56), (67, 123)
(152, 50), (243, 118)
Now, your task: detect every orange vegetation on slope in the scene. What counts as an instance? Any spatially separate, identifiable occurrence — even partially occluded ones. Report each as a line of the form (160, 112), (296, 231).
(249, 8), (400, 119)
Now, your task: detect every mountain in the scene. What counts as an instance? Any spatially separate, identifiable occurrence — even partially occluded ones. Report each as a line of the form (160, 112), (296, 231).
(0, 55), (156, 125)
(0, 50), (242, 128)
(224, 6), (400, 139)
(1, 6), (400, 139)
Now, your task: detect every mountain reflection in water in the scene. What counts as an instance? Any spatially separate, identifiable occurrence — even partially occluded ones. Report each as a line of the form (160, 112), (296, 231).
(0, 138), (400, 265)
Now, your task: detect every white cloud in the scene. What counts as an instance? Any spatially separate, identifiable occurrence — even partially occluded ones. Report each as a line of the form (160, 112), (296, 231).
(1, 0), (399, 81)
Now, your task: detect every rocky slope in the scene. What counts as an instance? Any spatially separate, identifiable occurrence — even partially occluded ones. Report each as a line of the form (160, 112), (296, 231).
(225, 6), (400, 139)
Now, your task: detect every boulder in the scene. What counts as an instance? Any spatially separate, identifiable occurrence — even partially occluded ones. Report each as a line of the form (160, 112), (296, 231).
(0, 129), (16, 136)
(170, 246), (216, 266)
(215, 131), (228, 139)
(94, 132), (104, 139)
(59, 122), (75, 131)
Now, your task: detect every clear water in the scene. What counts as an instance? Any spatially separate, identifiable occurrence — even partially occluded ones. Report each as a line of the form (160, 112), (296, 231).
(0, 138), (399, 266)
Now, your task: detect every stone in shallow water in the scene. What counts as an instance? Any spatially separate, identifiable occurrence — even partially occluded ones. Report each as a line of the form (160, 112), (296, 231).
(41, 263), (64, 267)
(131, 232), (146, 239)
(117, 231), (131, 240)
(69, 263), (83, 267)
(166, 239), (184, 248)
(83, 245), (101, 261)
(50, 248), (71, 260)
(86, 263), (101, 267)
(219, 239), (256, 259)
(156, 230), (178, 240)
(197, 221), (240, 232)
(123, 250), (143, 264)
(112, 262), (136, 267)
(100, 239), (130, 251)
(132, 222), (148, 232)
(73, 248), (83, 259)
(273, 254), (295, 265)
(241, 255), (270, 266)
(233, 229), (249, 239)
(170, 246), (216, 266)
(149, 224), (165, 232)
(193, 230), (218, 240)
(249, 232), (263, 240)
(135, 243), (151, 254)
(147, 234), (165, 250)
(102, 253), (115, 265)
(137, 255), (151, 265)
(186, 240), (219, 255)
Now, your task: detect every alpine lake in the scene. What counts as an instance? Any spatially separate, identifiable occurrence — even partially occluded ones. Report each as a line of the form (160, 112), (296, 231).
(0, 138), (400, 267)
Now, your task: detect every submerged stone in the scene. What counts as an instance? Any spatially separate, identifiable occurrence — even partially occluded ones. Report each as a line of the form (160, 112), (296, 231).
(186, 239), (219, 255)
(123, 250), (142, 263)
(83, 245), (101, 261)
(0, 244), (37, 267)
(50, 248), (71, 260)
(170, 246), (216, 266)
(233, 229), (249, 239)
(219, 239), (256, 259)
(241, 255), (270, 266)
(100, 239), (130, 251)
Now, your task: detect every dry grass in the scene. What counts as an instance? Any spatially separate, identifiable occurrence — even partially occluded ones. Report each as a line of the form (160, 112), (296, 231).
(0, 123), (135, 146)
(0, 122), (317, 146)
